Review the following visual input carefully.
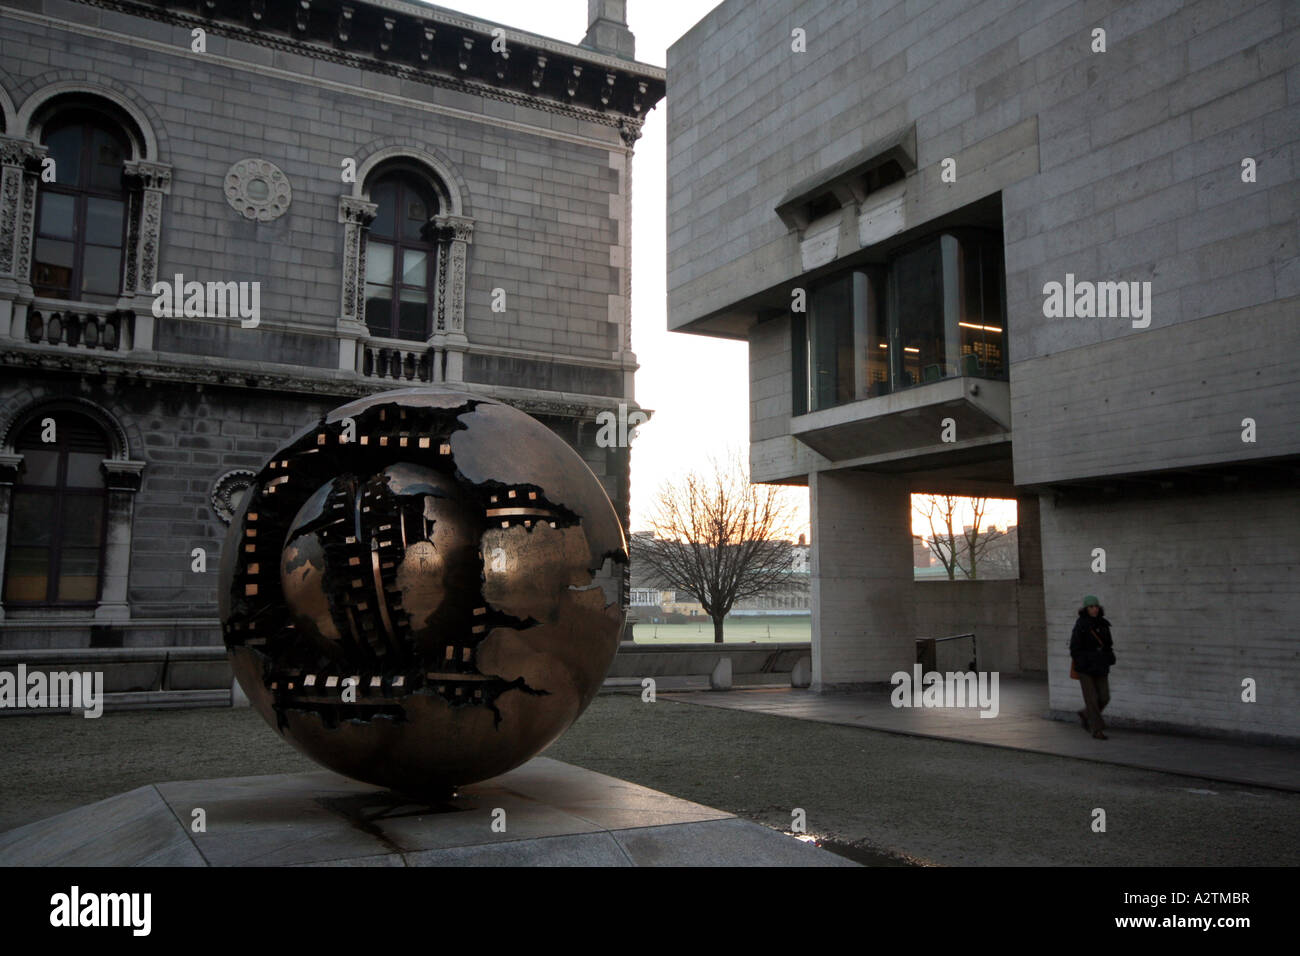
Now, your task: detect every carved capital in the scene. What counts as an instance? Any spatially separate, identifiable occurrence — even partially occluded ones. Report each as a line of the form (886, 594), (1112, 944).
(0, 136), (46, 171)
(0, 453), (22, 485)
(124, 159), (173, 195)
(101, 458), (146, 492)
(338, 195), (378, 225)
(433, 214), (475, 244)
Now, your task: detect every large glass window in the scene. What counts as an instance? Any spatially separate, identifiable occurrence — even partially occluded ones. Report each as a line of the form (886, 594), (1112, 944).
(32, 114), (130, 303)
(3, 413), (109, 606)
(364, 172), (438, 342)
(793, 230), (1006, 414)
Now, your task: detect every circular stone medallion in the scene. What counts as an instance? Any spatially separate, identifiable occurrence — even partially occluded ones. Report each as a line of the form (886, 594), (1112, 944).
(224, 158), (292, 221)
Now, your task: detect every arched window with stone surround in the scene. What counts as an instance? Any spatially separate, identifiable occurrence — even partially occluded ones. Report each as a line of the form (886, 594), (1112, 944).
(2, 88), (171, 351)
(364, 169), (441, 342)
(337, 150), (474, 383)
(32, 111), (131, 302)
(2, 411), (109, 605)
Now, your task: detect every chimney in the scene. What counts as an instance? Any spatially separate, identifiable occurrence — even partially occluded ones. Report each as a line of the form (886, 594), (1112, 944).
(582, 0), (636, 59)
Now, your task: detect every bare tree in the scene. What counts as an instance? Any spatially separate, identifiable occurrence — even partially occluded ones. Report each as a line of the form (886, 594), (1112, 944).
(958, 497), (1008, 580)
(916, 494), (962, 580)
(914, 494), (1010, 580)
(633, 455), (799, 643)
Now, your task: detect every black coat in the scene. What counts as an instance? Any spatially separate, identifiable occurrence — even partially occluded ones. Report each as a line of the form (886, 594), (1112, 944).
(1070, 612), (1115, 677)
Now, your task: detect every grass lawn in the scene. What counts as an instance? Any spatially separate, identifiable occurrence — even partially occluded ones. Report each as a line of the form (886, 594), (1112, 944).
(630, 614), (811, 644)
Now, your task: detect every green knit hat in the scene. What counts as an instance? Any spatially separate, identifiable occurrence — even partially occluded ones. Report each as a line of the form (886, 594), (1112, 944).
(1083, 594), (1100, 607)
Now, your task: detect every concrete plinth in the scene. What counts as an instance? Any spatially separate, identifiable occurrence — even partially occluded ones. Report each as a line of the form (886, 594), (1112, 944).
(0, 757), (853, 867)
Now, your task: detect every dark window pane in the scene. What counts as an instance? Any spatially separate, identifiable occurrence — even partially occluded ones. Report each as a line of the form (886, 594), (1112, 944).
(81, 245), (122, 296)
(855, 269), (890, 398)
(33, 238), (74, 297)
(85, 197), (123, 245)
(398, 288), (427, 340)
(9, 492), (54, 544)
(370, 182), (397, 237)
(65, 452), (104, 488)
(57, 553), (101, 601)
(43, 125), (82, 187)
(890, 239), (946, 388)
(61, 495), (103, 547)
(89, 126), (125, 192)
(365, 287), (393, 336)
(402, 192), (429, 239)
(38, 192), (76, 239)
(808, 275), (854, 411)
(20, 449), (59, 486)
(791, 312), (807, 416)
(3, 546), (49, 602)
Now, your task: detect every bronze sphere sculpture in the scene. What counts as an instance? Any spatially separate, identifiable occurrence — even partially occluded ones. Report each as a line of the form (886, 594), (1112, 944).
(218, 388), (628, 796)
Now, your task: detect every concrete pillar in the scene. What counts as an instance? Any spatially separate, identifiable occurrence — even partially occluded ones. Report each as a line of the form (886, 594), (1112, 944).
(1016, 494), (1047, 673)
(810, 469), (916, 689)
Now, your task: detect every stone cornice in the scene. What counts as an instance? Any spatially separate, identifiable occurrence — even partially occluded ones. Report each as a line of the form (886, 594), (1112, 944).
(0, 342), (633, 419)
(66, 0), (665, 136)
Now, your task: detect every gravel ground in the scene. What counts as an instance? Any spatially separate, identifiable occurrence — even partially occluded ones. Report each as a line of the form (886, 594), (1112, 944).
(1, 693), (1293, 865)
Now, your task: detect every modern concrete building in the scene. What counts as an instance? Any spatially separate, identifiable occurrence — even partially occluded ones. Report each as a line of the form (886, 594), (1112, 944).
(667, 0), (1298, 740)
(0, 0), (664, 649)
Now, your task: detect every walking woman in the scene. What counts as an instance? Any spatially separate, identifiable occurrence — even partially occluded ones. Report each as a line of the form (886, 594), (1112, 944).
(1070, 594), (1116, 739)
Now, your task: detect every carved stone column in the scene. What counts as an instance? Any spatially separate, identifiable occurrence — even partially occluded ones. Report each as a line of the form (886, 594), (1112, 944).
(434, 214), (474, 383)
(96, 459), (146, 624)
(122, 160), (172, 352)
(338, 195), (378, 372)
(0, 136), (46, 340)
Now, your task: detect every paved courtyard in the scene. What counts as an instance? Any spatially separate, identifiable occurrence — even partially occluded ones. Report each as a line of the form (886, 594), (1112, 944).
(662, 677), (1300, 792)
(1, 692), (1294, 866)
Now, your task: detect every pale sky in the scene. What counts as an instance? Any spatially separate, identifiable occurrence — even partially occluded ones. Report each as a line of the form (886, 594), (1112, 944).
(430, 1), (1017, 539)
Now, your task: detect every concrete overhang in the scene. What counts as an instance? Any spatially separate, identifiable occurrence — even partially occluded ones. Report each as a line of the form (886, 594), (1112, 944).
(774, 124), (917, 233)
(791, 377), (1011, 464)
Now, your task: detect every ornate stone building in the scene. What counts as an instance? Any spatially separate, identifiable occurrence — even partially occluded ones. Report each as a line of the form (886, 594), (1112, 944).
(0, 0), (663, 648)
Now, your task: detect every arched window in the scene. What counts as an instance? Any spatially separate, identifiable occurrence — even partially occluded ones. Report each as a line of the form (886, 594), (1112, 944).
(364, 171), (439, 341)
(2, 413), (109, 605)
(32, 112), (130, 302)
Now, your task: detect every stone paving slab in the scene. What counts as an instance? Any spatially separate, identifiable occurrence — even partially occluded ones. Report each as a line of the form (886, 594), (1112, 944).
(0, 756), (852, 867)
(663, 679), (1300, 792)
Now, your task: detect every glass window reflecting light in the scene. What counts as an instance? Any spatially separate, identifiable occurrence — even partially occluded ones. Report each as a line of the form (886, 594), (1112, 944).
(794, 230), (1007, 414)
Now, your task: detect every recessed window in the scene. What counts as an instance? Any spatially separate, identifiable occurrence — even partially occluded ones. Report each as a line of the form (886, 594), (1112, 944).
(3, 412), (110, 606)
(364, 172), (439, 342)
(793, 230), (1006, 414)
(33, 114), (129, 303)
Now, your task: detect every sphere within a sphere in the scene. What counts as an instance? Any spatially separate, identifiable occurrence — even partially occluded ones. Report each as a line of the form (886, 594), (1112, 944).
(219, 389), (627, 795)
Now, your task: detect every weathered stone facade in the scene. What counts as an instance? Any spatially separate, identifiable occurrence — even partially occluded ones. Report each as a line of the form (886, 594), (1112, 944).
(0, 0), (663, 648)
